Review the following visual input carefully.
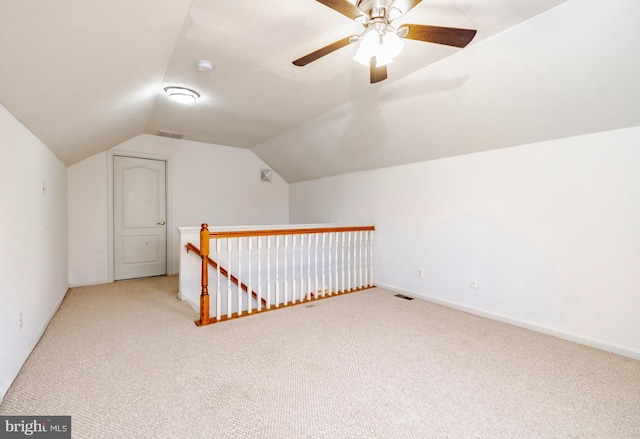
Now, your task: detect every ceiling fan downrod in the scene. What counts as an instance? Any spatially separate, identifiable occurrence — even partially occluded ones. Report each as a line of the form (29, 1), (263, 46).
(356, 0), (401, 18)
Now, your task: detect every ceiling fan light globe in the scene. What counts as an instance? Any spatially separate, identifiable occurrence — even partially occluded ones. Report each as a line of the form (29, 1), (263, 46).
(380, 31), (405, 59)
(388, 7), (403, 19)
(363, 29), (382, 50)
(353, 49), (371, 67)
(353, 30), (382, 66)
(353, 47), (374, 66)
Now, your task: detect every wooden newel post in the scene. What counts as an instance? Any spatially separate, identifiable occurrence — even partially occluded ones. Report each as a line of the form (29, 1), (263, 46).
(199, 223), (210, 325)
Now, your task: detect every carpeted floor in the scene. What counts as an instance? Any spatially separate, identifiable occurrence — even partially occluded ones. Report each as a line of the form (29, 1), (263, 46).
(1, 276), (639, 438)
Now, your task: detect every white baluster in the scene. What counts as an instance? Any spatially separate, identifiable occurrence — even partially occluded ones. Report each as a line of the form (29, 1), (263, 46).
(341, 232), (345, 293)
(358, 231), (363, 289)
(314, 233), (319, 299)
(299, 235), (305, 302)
(267, 236), (271, 309)
(275, 235), (280, 308)
(227, 238), (232, 318)
(307, 234), (312, 300)
(335, 232), (339, 295)
(350, 232), (358, 291)
(362, 231), (368, 289)
(292, 235), (297, 304)
(257, 236), (262, 312)
(369, 230), (374, 287)
(347, 232), (352, 291)
(248, 237), (252, 314)
(237, 237), (243, 316)
(284, 235), (289, 305)
(321, 233), (326, 297)
(216, 239), (221, 321)
(353, 231), (358, 290)
(328, 233), (333, 296)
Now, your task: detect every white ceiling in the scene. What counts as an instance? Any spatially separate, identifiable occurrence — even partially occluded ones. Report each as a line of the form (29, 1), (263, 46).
(1, 0), (638, 182)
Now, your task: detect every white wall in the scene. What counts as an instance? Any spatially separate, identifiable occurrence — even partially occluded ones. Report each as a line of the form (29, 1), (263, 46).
(67, 152), (109, 285)
(68, 134), (289, 286)
(0, 103), (68, 402)
(290, 127), (640, 359)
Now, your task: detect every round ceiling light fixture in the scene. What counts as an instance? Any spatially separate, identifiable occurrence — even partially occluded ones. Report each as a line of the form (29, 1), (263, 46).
(164, 86), (200, 104)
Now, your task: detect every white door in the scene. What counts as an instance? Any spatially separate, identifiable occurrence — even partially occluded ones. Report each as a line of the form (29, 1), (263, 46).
(114, 156), (167, 280)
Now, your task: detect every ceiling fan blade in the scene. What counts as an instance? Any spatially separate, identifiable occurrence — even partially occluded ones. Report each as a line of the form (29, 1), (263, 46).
(370, 58), (388, 84)
(390, 0), (423, 16)
(402, 24), (477, 48)
(293, 36), (354, 66)
(316, 0), (362, 20)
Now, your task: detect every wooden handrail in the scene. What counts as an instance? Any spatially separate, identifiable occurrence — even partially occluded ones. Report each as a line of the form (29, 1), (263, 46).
(186, 242), (266, 306)
(208, 225), (375, 239)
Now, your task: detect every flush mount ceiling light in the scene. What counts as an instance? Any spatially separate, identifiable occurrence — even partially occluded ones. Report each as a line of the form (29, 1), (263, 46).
(164, 86), (200, 104)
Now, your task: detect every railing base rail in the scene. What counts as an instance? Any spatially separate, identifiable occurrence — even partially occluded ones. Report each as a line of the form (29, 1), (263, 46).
(195, 285), (375, 326)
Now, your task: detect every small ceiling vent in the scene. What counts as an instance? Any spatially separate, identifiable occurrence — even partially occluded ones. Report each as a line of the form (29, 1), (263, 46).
(156, 130), (184, 139)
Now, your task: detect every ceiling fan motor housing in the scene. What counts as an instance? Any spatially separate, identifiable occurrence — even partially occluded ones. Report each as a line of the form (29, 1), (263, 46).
(357, 0), (395, 17)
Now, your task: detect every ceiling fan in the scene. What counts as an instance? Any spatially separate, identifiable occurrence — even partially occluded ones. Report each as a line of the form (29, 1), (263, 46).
(293, 0), (477, 83)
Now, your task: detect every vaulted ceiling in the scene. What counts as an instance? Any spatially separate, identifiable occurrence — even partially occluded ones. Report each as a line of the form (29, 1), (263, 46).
(1, 0), (638, 183)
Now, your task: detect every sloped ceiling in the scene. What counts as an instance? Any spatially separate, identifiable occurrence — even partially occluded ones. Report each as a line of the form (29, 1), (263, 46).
(253, 0), (640, 182)
(1, 0), (637, 183)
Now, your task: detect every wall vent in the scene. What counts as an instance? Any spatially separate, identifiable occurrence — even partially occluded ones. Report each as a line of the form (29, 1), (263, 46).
(260, 169), (272, 183)
(156, 130), (184, 139)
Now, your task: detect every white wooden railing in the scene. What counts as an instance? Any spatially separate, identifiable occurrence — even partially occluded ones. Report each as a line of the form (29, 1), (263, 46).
(183, 224), (375, 326)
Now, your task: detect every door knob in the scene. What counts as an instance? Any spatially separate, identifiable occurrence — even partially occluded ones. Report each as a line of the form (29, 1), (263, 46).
(157, 221), (166, 225)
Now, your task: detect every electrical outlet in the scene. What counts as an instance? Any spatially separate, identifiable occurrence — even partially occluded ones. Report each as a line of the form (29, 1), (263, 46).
(19, 311), (23, 331)
(417, 268), (423, 278)
(470, 277), (478, 289)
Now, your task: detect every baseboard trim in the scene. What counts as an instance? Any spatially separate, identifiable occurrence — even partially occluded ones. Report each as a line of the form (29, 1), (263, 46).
(68, 279), (110, 288)
(375, 282), (640, 361)
(1, 286), (70, 404)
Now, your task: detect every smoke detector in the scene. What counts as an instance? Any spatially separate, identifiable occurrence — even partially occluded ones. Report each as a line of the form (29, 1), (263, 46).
(196, 60), (214, 72)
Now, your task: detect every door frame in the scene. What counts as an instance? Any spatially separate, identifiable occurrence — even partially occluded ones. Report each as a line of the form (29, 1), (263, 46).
(107, 150), (173, 283)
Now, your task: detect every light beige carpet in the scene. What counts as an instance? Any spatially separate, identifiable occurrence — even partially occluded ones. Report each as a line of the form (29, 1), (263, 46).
(1, 276), (639, 438)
